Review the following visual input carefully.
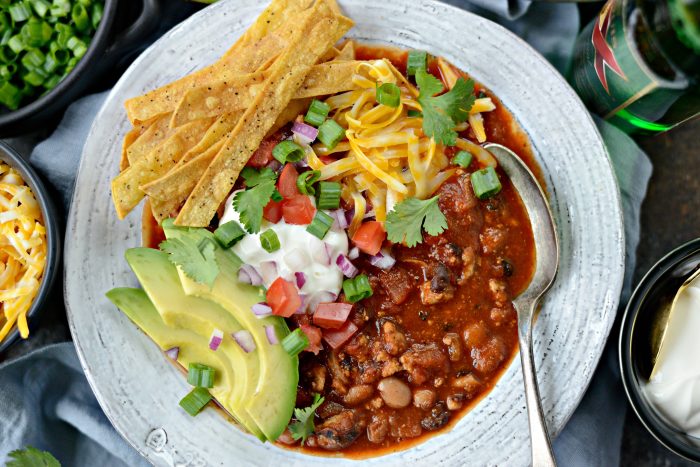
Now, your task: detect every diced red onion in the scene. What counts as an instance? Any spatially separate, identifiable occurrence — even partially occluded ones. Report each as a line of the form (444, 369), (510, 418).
(284, 249), (309, 271)
(239, 264), (263, 286)
(336, 254), (358, 278)
(311, 238), (332, 266)
(295, 271), (307, 289)
(330, 208), (349, 230)
(233, 330), (256, 353)
(265, 325), (279, 345)
(251, 302), (272, 317)
(308, 291), (338, 314)
(165, 347), (179, 360)
(345, 208), (354, 226)
(348, 247), (360, 260)
(370, 249), (396, 270)
(292, 121), (319, 145)
(363, 209), (376, 220)
(294, 158), (309, 169)
(267, 160), (282, 172)
(259, 260), (278, 284)
(209, 328), (224, 351)
(295, 294), (309, 314)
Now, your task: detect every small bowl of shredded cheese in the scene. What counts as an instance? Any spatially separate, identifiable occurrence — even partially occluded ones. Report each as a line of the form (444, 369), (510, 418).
(0, 141), (59, 353)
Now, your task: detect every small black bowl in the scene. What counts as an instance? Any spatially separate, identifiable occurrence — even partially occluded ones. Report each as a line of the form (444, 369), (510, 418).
(0, 141), (60, 353)
(0, 0), (160, 137)
(620, 238), (700, 462)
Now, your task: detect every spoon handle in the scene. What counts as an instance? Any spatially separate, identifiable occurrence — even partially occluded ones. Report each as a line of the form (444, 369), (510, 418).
(518, 301), (557, 467)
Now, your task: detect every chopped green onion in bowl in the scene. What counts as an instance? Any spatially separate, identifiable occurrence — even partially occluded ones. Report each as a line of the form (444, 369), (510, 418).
(0, 0), (105, 111)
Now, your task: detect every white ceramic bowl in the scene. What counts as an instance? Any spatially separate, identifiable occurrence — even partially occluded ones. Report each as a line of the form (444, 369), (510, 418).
(64, 1), (625, 465)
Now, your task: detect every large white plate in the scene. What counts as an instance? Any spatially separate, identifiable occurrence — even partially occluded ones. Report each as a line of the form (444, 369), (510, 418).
(65, 1), (625, 465)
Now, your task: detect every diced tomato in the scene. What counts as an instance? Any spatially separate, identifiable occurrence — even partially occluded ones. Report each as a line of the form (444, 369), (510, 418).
(266, 278), (301, 318)
(278, 163), (299, 199)
(313, 303), (353, 329)
(299, 324), (323, 355)
(282, 195), (316, 225)
(323, 321), (359, 350)
(247, 137), (279, 168)
(352, 221), (386, 255)
(263, 199), (283, 223)
(318, 156), (335, 165)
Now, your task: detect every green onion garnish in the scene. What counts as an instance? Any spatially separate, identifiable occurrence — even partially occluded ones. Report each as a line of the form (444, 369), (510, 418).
(281, 328), (309, 357)
(317, 119), (345, 150)
(343, 274), (373, 303)
(453, 150), (472, 168)
(20, 18), (52, 47)
(304, 98), (330, 127)
(187, 363), (215, 388)
(296, 170), (321, 195)
(272, 140), (304, 164)
(20, 48), (45, 69)
(71, 4), (89, 32)
(0, 46), (18, 64)
(260, 229), (281, 253)
(214, 221), (245, 248)
(90, 3), (103, 29)
(306, 211), (334, 239)
(470, 166), (502, 199)
(0, 81), (22, 110)
(8, 35), (25, 54)
(9, 3), (33, 22)
(406, 50), (427, 76)
(376, 82), (400, 108)
(31, 0), (51, 18)
(316, 181), (341, 209)
(179, 387), (212, 416)
(407, 109), (422, 118)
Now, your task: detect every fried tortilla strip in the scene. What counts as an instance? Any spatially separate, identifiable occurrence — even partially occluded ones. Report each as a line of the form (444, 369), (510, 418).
(126, 113), (172, 165)
(120, 127), (142, 171)
(336, 40), (355, 61)
(171, 60), (362, 127)
(124, 0), (315, 124)
(111, 117), (215, 219)
(176, 3), (350, 226)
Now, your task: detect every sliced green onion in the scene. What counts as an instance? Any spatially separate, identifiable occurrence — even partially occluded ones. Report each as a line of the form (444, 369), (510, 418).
(42, 53), (57, 72)
(453, 150), (472, 168)
(9, 3), (33, 22)
(66, 36), (86, 58)
(0, 46), (17, 63)
(71, 4), (89, 32)
(306, 211), (334, 239)
(304, 98), (330, 127)
(281, 328), (309, 357)
(470, 166), (502, 199)
(316, 181), (341, 209)
(214, 221), (245, 248)
(21, 18), (52, 47)
(50, 0), (71, 18)
(342, 274), (373, 303)
(187, 363), (215, 388)
(21, 48), (45, 69)
(42, 73), (60, 89)
(296, 170), (320, 195)
(317, 119), (344, 150)
(8, 35), (25, 54)
(90, 3), (102, 29)
(64, 55), (78, 74)
(0, 64), (17, 80)
(376, 82), (400, 108)
(0, 13), (12, 34)
(179, 387), (212, 416)
(23, 68), (46, 86)
(30, 0), (51, 18)
(406, 50), (427, 76)
(407, 109), (422, 118)
(260, 229), (280, 253)
(272, 140), (304, 164)
(1, 29), (13, 47)
(0, 81), (22, 110)
(78, 0), (92, 6)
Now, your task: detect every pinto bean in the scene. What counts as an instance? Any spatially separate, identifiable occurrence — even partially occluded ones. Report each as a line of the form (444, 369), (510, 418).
(446, 393), (465, 411)
(344, 385), (375, 406)
(413, 389), (437, 410)
(378, 377), (412, 408)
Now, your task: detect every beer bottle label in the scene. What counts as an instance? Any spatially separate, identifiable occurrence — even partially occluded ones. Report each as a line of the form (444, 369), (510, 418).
(571, 0), (688, 120)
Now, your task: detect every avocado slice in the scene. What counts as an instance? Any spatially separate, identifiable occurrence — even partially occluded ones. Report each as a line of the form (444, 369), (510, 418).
(123, 248), (264, 440)
(106, 288), (264, 439)
(162, 220), (298, 442)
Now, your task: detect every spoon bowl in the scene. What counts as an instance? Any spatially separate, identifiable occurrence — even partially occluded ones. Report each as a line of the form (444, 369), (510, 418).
(485, 143), (560, 467)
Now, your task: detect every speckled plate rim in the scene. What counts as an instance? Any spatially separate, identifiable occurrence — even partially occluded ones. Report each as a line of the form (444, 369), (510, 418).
(64, 1), (625, 465)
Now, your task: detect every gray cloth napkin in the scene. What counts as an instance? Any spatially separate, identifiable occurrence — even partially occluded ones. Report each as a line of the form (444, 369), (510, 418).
(0, 2), (653, 466)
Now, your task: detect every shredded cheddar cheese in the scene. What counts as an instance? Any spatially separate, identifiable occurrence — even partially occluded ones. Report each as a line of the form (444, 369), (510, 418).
(0, 163), (46, 343)
(306, 59), (496, 228)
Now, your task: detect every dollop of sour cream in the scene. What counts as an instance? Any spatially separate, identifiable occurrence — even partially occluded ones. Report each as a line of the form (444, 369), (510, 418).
(644, 272), (700, 436)
(220, 191), (348, 301)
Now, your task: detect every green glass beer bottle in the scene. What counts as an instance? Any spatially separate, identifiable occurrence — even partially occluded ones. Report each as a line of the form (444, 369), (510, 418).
(570, 0), (700, 134)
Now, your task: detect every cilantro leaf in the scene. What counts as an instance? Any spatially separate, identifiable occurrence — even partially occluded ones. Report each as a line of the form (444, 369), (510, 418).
(160, 236), (219, 287)
(233, 179), (276, 233)
(7, 446), (61, 467)
(385, 196), (447, 247)
(241, 166), (277, 187)
(288, 393), (324, 444)
(416, 68), (476, 146)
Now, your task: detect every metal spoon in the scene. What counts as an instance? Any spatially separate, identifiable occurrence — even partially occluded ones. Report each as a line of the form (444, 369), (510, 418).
(484, 143), (559, 467)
